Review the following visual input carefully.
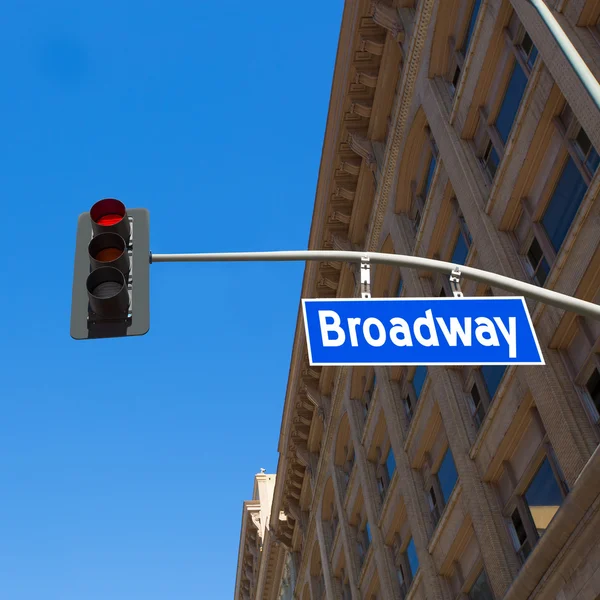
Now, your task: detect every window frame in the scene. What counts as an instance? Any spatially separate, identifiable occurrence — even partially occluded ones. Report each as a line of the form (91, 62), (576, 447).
(473, 24), (537, 183)
(516, 108), (596, 287)
(402, 366), (428, 425)
(559, 318), (600, 430)
(423, 446), (459, 530)
(502, 440), (569, 566)
(464, 366), (506, 431)
(392, 532), (419, 596)
(446, 0), (484, 97)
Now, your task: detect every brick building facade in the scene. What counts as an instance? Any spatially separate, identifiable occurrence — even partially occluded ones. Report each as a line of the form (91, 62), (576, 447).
(238, 1), (600, 598)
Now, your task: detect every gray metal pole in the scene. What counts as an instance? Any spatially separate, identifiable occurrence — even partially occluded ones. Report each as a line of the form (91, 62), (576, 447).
(150, 250), (600, 321)
(528, 0), (600, 112)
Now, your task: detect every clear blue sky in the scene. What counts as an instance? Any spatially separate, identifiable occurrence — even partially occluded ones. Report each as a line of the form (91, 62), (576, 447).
(0, 2), (343, 598)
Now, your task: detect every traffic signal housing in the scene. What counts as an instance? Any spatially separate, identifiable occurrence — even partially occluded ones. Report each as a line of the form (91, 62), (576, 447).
(70, 199), (150, 339)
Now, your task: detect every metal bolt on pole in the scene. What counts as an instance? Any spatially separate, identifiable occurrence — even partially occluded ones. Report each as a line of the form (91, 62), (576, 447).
(150, 250), (600, 321)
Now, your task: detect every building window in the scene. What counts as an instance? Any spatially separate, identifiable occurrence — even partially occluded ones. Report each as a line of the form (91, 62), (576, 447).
(469, 382), (487, 429)
(413, 366), (427, 398)
(509, 506), (533, 563)
(386, 448), (397, 479)
(520, 32), (538, 69)
(482, 139), (500, 179)
(366, 522), (372, 545)
(468, 569), (494, 600)
(524, 457), (565, 535)
(541, 157), (588, 252)
(403, 367), (428, 424)
(450, 65), (461, 95)
(358, 523), (370, 565)
(525, 236), (551, 286)
(438, 448), (459, 503)
(397, 564), (408, 598)
(451, 230), (469, 265)
(507, 452), (568, 564)
(376, 445), (397, 501)
(396, 277), (404, 297)
(406, 537), (419, 578)
(423, 154), (437, 200)
(496, 61), (528, 144)
(481, 365), (506, 399)
(574, 128), (600, 176)
(427, 447), (459, 527)
(393, 532), (420, 597)
(585, 368), (600, 421)
(463, 0), (482, 55)
(467, 366), (506, 431)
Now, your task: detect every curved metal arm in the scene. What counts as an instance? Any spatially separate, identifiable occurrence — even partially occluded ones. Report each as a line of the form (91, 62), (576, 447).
(150, 250), (600, 321)
(528, 0), (600, 113)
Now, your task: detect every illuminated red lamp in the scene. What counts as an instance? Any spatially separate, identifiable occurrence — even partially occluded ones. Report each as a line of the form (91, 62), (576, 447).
(90, 198), (131, 241)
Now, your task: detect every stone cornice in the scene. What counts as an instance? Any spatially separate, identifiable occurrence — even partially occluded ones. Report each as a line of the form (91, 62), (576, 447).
(366, 0), (437, 253)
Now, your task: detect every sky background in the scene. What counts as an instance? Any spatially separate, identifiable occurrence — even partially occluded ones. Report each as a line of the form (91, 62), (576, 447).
(0, 2), (343, 598)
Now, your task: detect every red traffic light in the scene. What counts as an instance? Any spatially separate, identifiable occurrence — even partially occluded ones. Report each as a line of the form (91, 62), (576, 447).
(90, 198), (131, 240)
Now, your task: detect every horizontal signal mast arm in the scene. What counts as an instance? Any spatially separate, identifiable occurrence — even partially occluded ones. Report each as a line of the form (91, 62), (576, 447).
(150, 250), (600, 321)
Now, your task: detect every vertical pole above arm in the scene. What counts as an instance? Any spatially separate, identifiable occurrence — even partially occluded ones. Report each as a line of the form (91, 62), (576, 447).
(528, 0), (600, 113)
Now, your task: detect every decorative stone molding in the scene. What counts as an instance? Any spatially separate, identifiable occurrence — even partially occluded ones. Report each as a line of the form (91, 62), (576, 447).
(347, 131), (377, 168)
(331, 233), (353, 252)
(370, 0), (404, 40)
(360, 36), (385, 56)
(354, 70), (379, 88)
(334, 183), (357, 201)
(339, 158), (362, 176)
(330, 210), (352, 225)
(349, 100), (373, 119)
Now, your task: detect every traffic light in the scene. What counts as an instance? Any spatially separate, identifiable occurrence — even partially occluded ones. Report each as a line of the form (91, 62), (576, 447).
(70, 199), (150, 339)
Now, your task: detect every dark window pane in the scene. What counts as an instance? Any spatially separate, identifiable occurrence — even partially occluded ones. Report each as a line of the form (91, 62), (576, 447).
(586, 369), (600, 414)
(459, 214), (473, 244)
(542, 157), (588, 251)
(438, 448), (459, 503)
(535, 256), (551, 286)
(463, 0), (482, 54)
(468, 570), (494, 600)
(511, 509), (528, 544)
(452, 65), (461, 89)
(576, 128), (592, 156)
(397, 278), (404, 297)
(524, 457), (564, 536)
(406, 537), (419, 578)
(451, 232), (469, 265)
(481, 365), (506, 398)
(485, 143), (500, 178)
(366, 522), (372, 544)
(386, 448), (397, 479)
(496, 62), (528, 143)
(423, 155), (437, 198)
(526, 44), (538, 69)
(413, 366), (428, 399)
(470, 383), (487, 429)
(404, 395), (414, 421)
(586, 147), (600, 173)
(527, 237), (544, 267)
(521, 33), (533, 57)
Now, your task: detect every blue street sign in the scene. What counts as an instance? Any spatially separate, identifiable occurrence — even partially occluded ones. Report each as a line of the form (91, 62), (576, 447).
(301, 297), (544, 366)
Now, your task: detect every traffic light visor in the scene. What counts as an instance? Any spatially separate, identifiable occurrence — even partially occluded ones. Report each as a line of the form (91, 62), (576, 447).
(88, 232), (130, 275)
(86, 266), (129, 317)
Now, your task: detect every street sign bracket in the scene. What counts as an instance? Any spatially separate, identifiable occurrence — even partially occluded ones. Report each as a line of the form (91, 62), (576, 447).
(361, 257), (371, 299)
(450, 266), (464, 298)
